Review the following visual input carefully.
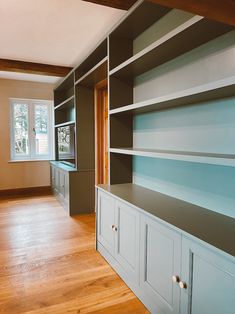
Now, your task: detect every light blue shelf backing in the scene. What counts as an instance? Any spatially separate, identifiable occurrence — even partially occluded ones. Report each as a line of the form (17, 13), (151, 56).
(133, 96), (235, 218)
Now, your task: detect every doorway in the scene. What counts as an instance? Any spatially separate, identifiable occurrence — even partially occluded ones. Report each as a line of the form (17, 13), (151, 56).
(94, 79), (109, 185)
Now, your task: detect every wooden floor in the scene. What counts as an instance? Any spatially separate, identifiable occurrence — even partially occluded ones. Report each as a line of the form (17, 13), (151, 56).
(0, 194), (149, 314)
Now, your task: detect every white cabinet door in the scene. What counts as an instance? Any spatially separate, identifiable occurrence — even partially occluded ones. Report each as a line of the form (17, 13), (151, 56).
(59, 170), (66, 197)
(180, 237), (235, 314)
(54, 167), (60, 194)
(97, 191), (116, 256)
(115, 201), (140, 284)
(64, 173), (69, 202)
(140, 215), (181, 314)
(51, 166), (55, 189)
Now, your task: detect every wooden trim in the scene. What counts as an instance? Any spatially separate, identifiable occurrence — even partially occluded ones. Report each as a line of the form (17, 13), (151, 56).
(0, 59), (72, 77)
(82, 0), (137, 10)
(149, 0), (235, 27)
(94, 79), (109, 185)
(0, 186), (52, 197)
(95, 78), (108, 90)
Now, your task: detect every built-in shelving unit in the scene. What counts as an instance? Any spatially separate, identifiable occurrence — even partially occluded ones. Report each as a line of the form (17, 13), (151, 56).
(94, 2), (235, 313)
(51, 0), (235, 219)
(50, 1), (235, 312)
(108, 0), (235, 186)
(51, 37), (108, 215)
(109, 16), (233, 79)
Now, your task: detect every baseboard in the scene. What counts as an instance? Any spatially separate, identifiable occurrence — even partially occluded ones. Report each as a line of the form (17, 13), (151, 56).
(0, 186), (52, 197)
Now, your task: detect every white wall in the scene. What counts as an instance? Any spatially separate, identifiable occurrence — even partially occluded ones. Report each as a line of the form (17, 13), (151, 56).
(0, 78), (54, 190)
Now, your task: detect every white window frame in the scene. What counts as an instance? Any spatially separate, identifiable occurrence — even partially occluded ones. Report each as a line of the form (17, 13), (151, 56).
(10, 98), (54, 161)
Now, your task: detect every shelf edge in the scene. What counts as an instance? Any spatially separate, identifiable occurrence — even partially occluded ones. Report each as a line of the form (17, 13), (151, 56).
(109, 148), (235, 167)
(54, 95), (75, 110)
(54, 121), (75, 128)
(75, 56), (108, 86)
(109, 76), (235, 115)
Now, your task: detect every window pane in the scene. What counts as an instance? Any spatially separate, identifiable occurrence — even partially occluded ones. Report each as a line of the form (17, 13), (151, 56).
(13, 103), (29, 156)
(34, 104), (49, 155)
(58, 126), (71, 155)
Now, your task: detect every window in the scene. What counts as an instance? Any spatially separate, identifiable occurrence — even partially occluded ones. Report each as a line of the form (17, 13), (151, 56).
(10, 99), (54, 161)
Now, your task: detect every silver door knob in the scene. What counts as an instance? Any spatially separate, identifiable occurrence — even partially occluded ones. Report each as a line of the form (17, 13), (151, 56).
(179, 281), (187, 289)
(172, 275), (180, 283)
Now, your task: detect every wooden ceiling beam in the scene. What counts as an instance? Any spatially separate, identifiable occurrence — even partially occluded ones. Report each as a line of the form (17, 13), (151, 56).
(83, 0), (235, 26)
(82, 0), (137, 10)
(0, 59), (73, 77)
(148, 0), (235, 26)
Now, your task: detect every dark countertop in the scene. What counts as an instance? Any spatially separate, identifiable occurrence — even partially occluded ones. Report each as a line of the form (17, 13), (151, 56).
(50, 161), (77, 172)
(97, 183), (235, 257)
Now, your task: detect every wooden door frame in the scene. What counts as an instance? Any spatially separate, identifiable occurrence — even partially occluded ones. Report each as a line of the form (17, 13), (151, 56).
(94, 79), (108, 185)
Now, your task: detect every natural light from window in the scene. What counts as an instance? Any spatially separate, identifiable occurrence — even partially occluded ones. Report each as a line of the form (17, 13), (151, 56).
(10, 98), (53, 161)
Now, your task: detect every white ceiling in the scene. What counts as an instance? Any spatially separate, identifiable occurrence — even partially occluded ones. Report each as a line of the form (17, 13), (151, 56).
(0, 0), (125, 82)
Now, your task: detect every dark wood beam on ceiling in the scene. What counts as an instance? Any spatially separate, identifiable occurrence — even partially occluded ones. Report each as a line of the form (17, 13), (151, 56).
(149, 0), (235, 27)
(0, 59), (73, 77)
(83, 0), (235, 26)
(82, 0), (137, 10)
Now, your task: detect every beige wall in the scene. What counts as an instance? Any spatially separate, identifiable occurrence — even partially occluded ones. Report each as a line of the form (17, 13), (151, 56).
(0, 78), (54, 190)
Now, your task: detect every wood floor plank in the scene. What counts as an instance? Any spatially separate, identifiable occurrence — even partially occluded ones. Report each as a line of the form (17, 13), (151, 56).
(0, 194), (148, 313)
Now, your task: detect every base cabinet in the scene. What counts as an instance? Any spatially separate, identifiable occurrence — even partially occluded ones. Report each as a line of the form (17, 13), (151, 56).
(97, 190), (140, 284)
(58, 169), (69, 209)
(97, 188), (235, 314)
(50, 162), (95, 215)
(51, 165), (69, 211)
(51, 165), (60, 194)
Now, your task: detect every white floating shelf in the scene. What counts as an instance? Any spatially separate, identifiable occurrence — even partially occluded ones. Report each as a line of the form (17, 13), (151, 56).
(75, 57), (108, 87)
(54, 121), (75, 128)
(109, 77), (235, 115)
(109, 147), (235, 167)
(54, 95), (75, 110)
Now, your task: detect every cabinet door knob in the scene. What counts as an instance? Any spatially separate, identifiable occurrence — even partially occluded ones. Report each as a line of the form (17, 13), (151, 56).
(172, 275), (180, 283)
(179, 281), (187, 289)
(110, 225), (118, 232)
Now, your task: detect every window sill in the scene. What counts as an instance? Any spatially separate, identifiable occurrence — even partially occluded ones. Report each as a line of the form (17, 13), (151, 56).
(8, 159), (52, 163)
